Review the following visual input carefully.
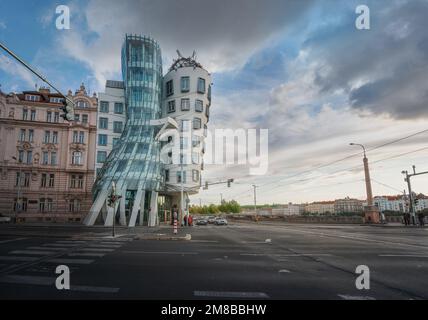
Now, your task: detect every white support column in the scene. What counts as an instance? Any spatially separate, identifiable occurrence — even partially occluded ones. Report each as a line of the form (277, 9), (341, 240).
(129, 188), (144, 227)
(139, 191), (146, 226)
(119, 187), (127, 226)
(104, 205), (115, 227)
(148, 191), (158, 227)
(83, 188), (109, 226)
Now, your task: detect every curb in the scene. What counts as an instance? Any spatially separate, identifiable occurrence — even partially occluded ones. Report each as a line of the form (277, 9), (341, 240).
(135, 233), (192, 241)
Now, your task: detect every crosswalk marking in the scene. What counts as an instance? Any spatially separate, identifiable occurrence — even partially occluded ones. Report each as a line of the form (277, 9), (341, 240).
(43, 243), (79, 247)
(0, 256), (38, 262)
(67, 253), (105, 257)
(0, 238), (27, 244)
(0, 275), (55, 285)
(27, 246), (69, 251)
(88, 244), (122, 248)
(78, 248), (115, 252)
(10, 250), (57, 255)
(46, 258), (94, 264)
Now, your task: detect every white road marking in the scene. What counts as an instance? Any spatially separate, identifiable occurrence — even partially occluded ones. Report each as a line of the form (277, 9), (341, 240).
(338, 294), (376, 300)
(27, 246), (69, 251)
(0, 275), (119, 293)
(123, 251), (198, 255)
(9, 250), (56, 255)
(43, 243), (79, 247)
(0, 238), (27, 244)
(240, 253), (332, 257)
(0, 256), (38, 262)
(67, 253), (105, 257)
(379, 254), (428, 258)
(78, 248), (115, 252)
(0, 275), (55, 285)
(194, 290), (269, 298)
(70, 285), (119, 293)
(88, 244), (122, 248)
(56, 240), (87, 244)
(46, 258), (94, 264)
(190, 240), (219, 243)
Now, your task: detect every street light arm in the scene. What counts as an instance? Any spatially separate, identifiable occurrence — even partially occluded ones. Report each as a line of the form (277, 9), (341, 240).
(350, 143), (366, 157)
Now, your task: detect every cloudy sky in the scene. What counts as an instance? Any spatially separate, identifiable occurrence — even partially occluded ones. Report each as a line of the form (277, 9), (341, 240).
(1, 0), (427, 205)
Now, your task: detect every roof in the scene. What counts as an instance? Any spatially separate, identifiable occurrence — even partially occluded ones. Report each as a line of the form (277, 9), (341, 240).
(106, 80), (124, 89)
(168, 50), (204, 72)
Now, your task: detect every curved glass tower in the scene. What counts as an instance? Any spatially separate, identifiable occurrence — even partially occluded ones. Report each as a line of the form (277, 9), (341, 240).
(84, 35), (163, 226)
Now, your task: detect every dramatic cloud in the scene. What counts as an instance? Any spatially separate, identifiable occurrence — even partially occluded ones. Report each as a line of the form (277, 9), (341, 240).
(57, 0), (314, 89)
(309, 0), (428, 119)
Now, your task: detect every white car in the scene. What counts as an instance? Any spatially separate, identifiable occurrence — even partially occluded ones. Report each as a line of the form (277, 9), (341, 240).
(214, 218), (228, 225)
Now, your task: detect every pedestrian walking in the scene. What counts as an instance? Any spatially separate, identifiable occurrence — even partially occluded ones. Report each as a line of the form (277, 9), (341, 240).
(404, 212), (410, 226)
(418, 212), (425, 227)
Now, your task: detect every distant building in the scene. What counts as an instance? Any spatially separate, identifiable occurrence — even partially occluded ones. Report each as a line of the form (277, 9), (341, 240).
(0, 84), (97, 222)
(305, 201), (335, 214)
(373, 195), (406, 213)
(95, 80), (126, 179)
(334, 197), (363, 214)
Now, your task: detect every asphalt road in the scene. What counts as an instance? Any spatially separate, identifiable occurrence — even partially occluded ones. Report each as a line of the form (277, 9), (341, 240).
(0, 222), (427, 300)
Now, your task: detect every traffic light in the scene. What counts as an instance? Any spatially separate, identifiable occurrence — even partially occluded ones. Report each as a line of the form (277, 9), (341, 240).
(227, 178), (234, 187)
(204, 181), (208, 190)
(414, 198), (419, 206)
(60, 97), (75, 122)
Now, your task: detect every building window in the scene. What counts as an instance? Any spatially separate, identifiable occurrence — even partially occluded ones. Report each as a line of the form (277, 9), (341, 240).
(42, 151), (49, 165)
(192, 169), (199, 182)
(114, 102), (124, 114)
(195, 99), (203, 112)
(69, 199), (81, 212)
(192, 152), (200, 164)
(54, 112), (59, 123)
(28, 129), (34, 142)
(177, 171), (186, 183)
(181, 98), (190, 111)
(18, 150), (24, 163)
(49, 174), (55, 187)
(51, 152), (57, 166)
(181, 76), (190, 92)
(19, 129), (26, 142)
(74, 114), (80, 122)
(72, 131), (78, 143)
(46, 111), (52, 122)
(166, 79), (174, 96)
(100, 101), (109, 113)
(30, 110), (36, 121)
(70, 174), (83, 189)
(39, 198), (53, 212)
(79, 131), (85, 144)
(112, 137), (119, 147)
(98, 134), (107, 146)
(72, 151), (82, 165)
(205, 105), (210, 117)
(22, 109), (28, 120)
(52, 131), (58, 144)
(82, 114), (88, 123)
(41, 173), (47, 188)
(181, 120), (190, 132)
(50, 97), (63, 103)
(76, 100), (88, 108)
(197, 78), (206, 93)
(26, 151), (32, 164)
(16, 172), (30, 187)
(26, 94), (40, 102)
(14, 197), (28, 212)
(113, 121), (123, 133)
(165, 169), (169, 182)
(167, 100), (176, 113)
(99, 117), (108, 129)
(193, 117), (202, 129)
(97, 151), (107, 163)
(44, 131), (50, 143)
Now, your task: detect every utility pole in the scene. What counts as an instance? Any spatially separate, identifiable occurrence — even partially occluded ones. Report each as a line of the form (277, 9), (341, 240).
(402, 166), (428, 225)
(220, 193), (223, 204)
(12, 156), (22, 223)
(252, 184), (258, 221)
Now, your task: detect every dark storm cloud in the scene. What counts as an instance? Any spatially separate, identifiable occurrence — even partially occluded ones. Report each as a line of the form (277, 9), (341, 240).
(310, 0), (428, 119)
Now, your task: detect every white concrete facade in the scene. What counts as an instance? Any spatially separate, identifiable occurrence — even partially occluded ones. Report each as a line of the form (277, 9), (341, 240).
(95, 81), (126, 180)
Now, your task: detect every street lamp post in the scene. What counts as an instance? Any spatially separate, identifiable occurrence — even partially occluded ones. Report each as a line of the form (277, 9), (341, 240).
(350, 143), (380, 223)
(12, 156), (22, 224)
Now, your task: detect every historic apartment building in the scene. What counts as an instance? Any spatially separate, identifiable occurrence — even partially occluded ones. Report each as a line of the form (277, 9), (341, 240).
(0, 84), (97, 222)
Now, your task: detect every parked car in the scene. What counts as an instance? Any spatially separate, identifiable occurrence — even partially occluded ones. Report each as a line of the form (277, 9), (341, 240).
(196, 219), (208, 226)
(214, 218), (228, 225)
(208, 216), (216, 224)
(0, 214), (11, 223)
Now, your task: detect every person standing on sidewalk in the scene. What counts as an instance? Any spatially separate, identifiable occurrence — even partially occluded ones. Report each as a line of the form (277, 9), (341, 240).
(418, 211), (425, 227)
